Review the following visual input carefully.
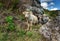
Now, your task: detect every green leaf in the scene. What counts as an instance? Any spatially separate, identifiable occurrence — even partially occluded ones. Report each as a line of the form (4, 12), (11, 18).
(18, 30), (26, 37)
(26, 31), (33, 37)
(5, 16), (13, 23)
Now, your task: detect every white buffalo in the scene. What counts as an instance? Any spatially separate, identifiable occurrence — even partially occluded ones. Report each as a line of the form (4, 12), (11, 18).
(22, 10), (38, 30)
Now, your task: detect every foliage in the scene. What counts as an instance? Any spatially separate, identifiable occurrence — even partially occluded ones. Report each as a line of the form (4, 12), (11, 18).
(2, 33), (8, 41)
(26, 31), (33, 37)
(44, 9), (58, 18)
(0, 0), (54, 41)
(7, 23), (15, 31)
(5, 16), (13, 23)
(49, 11), (58, 17)
(17, 30), (26, 37)
(5, 16), (15, 31)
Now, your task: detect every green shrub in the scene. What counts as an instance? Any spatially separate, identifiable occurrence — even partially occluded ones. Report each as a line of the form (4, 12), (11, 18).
(7, 23), (15, 31)
(1, 33), (8, 41)
(5, 16), (15, 31)
(26, 31), (33, 37)
(44, 10), (58, 18)
(17, 30), (26, 37)
(5, 16), (13, 23)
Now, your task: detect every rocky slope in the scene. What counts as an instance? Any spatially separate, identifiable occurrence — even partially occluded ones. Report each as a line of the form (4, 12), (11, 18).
(1, 0), (60, 41)
(0, 0), (45, 41)
(39, 10), (60, 41)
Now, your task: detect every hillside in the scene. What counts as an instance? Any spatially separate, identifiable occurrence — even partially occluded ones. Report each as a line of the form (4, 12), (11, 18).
(0, 0), (46, 41)
(0, 0), (60, 41)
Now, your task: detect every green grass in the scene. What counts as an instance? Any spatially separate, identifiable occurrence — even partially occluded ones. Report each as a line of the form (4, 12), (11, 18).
(0, 14), (44, 41)
(5, 16), (16, 31)
(26, 31), (33, 37)
(0, 10), (45, 41)
(17, 29), (26, 37)
(5, 16), (13, 23)
(0, 22), (43, 41)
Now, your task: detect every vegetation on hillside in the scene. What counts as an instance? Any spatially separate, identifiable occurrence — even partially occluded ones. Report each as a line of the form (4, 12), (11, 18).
(44, 9), (58, 18)
(0, 0), (58, 41)
(0, 0), (44, 41)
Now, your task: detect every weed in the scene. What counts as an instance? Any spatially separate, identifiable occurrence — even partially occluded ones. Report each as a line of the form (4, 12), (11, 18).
(5, 16), (13, 23)
(17, 30), (26, 37)
(5, 16), (15, 31)
(0, 33), (8, 41)
(26, 31), (33, 37)
(7, 23), (15, 31)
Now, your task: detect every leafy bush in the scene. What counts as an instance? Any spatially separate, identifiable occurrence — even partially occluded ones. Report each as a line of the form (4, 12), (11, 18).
(5, 16), (15, 31)
(7, 23), (15, 31)
(26, 31), (33, 37)
(2, 33), (8, 41)
(44, 9), (58, 18)
(49, 11), (58, 17)
(17, 30), (26, 37)
(5, 16), (13, 23)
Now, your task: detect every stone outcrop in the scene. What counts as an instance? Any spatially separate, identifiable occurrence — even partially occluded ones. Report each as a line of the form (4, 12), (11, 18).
(39, 10), (60, 41)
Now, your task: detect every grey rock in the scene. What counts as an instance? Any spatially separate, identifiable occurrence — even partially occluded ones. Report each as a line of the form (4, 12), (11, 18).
(39, 15), (60, 41)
